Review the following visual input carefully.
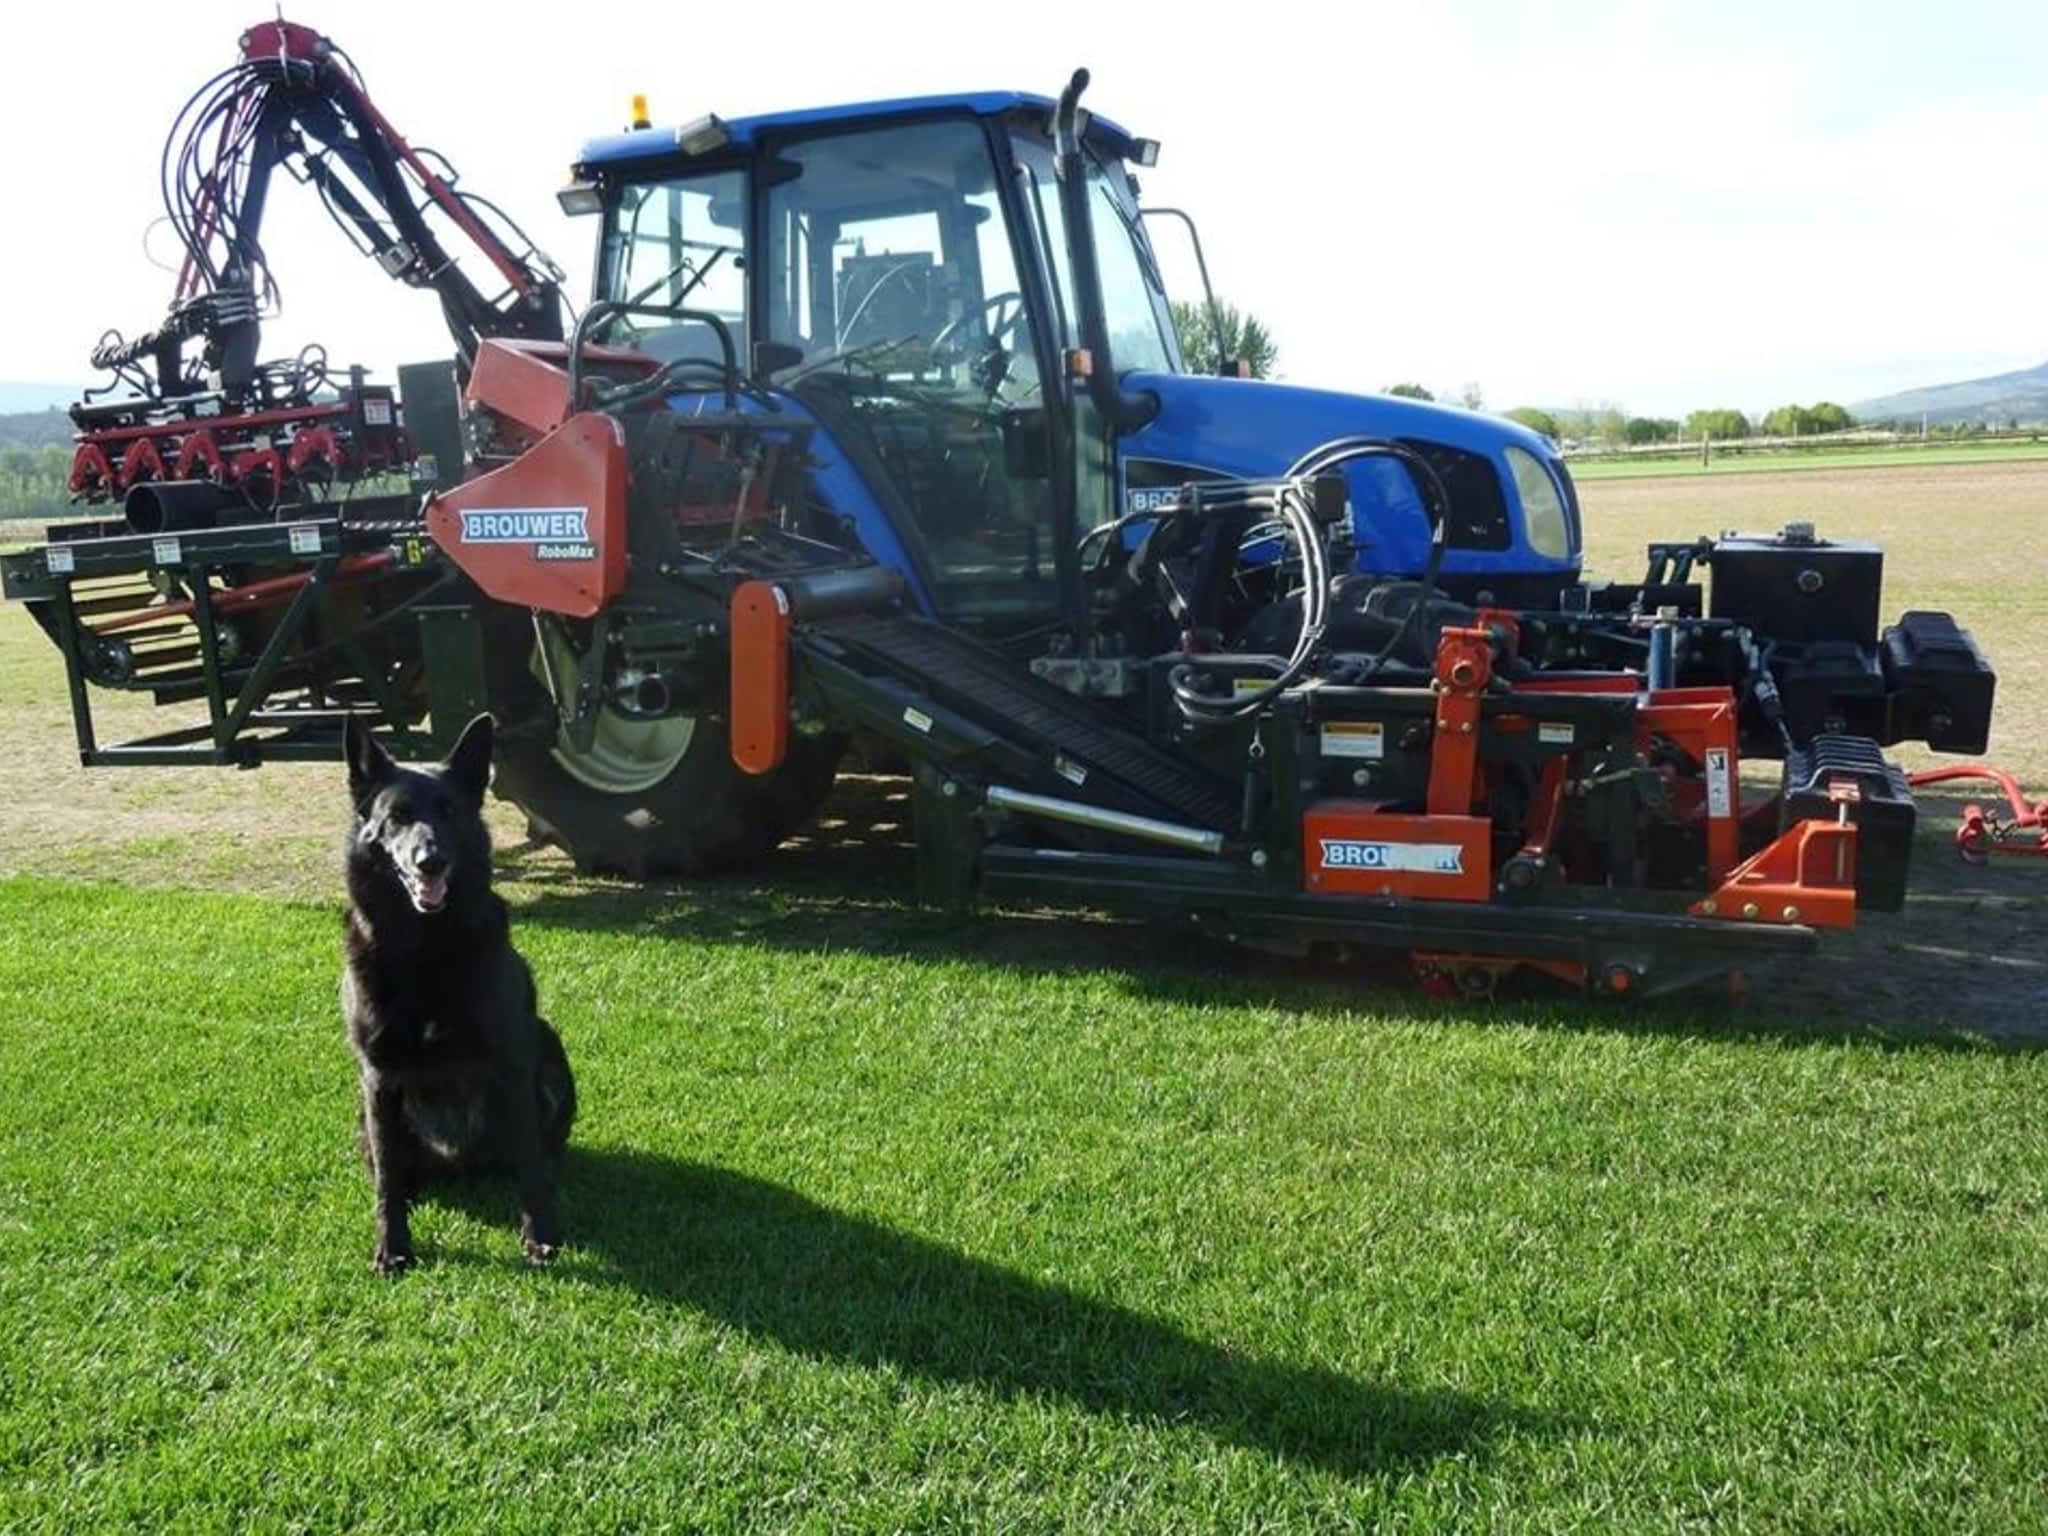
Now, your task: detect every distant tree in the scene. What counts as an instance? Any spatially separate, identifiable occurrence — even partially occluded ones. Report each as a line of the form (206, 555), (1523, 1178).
(1168, 299), (1279, 379)
(1623, 416), (1681, 445)
(1684, 408), (1750, 441)
(1454, 382), (1485, 411)
(1550, 401), (1627, 444)
(1504, 407), (1560, 440)
(1761, 404), (1816, 438)
(1386, 382), (1434, 400)
(1806, 402), (1854, 433)
(0, 441), (72, 522)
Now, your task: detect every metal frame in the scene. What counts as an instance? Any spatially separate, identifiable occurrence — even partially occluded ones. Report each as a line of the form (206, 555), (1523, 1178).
(4, 516), (437, 767)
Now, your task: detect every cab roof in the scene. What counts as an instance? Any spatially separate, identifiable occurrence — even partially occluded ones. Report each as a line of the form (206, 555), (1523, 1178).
(576, 89), (1142, 172)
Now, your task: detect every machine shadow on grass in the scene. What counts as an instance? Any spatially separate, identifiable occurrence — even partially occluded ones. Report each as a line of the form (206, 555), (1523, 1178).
(436, 1147), (1524, 1479)
(495, 776), (2046, 1054)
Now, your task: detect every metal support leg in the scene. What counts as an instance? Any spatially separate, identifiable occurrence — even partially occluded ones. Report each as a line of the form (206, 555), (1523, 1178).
(188, 574), (232, 754)
(221, 555), (335, 745)
(50, 581), (100, 765)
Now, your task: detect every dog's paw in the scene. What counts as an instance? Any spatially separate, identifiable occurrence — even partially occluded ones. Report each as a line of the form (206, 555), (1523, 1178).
(522, 1237), (560, 1267)
(373, 1244), (416, 1276)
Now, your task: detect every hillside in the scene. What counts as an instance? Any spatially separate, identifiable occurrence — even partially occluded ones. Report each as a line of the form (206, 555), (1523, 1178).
(0, 409), (71, 450)
(1851, 360), (2048, 427)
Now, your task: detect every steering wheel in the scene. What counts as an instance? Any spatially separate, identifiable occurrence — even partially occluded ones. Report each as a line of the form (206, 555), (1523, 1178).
(932, 291), (1026, 356)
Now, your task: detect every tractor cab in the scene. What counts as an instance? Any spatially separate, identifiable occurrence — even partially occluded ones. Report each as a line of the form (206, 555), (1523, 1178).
(569, 85), (1583, 639)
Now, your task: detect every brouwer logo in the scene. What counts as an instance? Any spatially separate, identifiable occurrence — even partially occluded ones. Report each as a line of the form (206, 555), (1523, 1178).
(1318, 840), (1465, 874)
(458, 507), (595, 562)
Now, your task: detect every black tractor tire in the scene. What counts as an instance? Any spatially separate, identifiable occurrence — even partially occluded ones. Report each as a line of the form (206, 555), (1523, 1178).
(494, 720), (843, 879)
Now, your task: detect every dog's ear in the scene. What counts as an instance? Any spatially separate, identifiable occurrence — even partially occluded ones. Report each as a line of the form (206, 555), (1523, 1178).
(345, 715), (395, 804)
(443, 713), (495, 805)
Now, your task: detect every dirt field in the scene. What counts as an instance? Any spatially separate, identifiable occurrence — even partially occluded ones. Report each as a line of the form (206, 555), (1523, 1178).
(1577, 461), (2047, 785)
(1, 458), (2041, 1032)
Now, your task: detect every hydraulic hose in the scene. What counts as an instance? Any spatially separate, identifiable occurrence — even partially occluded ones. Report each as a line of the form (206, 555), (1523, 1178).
(1165, 439), (1454, 725)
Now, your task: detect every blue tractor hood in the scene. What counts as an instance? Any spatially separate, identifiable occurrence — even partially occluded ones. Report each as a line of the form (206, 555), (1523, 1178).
(1120, 372), (1580, 585)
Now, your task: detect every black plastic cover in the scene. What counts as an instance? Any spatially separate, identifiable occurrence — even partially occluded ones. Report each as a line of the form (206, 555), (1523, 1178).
(1711, 529), (1883, 646)
(1882, 610), (1996, 755)
(1771, 640), (1887, 742)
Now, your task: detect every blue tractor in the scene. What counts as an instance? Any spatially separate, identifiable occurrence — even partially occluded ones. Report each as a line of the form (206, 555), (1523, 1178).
(2, 30), (1997, 994)
(565, 78), (1579, 618)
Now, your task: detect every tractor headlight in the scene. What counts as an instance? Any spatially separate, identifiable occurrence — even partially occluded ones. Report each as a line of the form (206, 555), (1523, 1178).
(1505, 446), (1573, 560)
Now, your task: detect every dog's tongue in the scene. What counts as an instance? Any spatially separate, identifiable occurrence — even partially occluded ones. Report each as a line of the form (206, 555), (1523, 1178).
(413, 873), (449, 912)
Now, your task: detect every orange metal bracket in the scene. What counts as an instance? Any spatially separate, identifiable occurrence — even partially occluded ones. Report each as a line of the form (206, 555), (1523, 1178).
(1638, 688), (1741, 884)
(1426, 625), (1495, 814)
(426, 412), (629, 617)
(730, 580), (791, 775)
(1691, 817), (1859, 929)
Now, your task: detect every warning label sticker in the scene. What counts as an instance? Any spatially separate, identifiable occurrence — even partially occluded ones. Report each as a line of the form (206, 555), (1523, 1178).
(1705, 747), (1734, 818)
(1320, 721), (1386, 760)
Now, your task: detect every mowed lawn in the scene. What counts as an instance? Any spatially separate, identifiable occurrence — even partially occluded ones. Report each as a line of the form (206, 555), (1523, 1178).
(2, 876), (2044, 1530)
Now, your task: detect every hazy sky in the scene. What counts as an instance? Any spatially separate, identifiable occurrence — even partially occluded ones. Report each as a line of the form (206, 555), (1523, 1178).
(3, 0), (2043, 417)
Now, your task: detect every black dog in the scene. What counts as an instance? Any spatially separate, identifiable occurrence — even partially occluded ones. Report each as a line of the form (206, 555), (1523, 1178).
(342, 713), (576, 1273)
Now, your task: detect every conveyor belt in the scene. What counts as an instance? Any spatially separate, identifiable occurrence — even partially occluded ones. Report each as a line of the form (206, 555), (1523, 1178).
(816, 614), (1236, 830)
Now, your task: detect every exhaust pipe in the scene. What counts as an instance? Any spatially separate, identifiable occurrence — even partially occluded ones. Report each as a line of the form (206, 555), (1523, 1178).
(609, 666), (674, 719)
(124, 481), (243, 536)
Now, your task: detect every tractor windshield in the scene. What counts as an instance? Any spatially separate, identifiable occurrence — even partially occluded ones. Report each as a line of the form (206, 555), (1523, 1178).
(596, 168), (748, 364)
(1009, 133), (1179, 375)
(758, 117), (1065, 634)
(760, 120), (1044, 395)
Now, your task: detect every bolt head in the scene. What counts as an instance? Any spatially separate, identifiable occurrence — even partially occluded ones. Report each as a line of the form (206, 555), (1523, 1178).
(1741, 901), (1760, 919)
(940, 780), (958, 798)
(1699, 899), (1717, 915)
(1782, 905), (1800, 922)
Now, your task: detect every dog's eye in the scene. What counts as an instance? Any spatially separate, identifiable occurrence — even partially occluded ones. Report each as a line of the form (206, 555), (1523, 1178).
(386, 801), (413, 825)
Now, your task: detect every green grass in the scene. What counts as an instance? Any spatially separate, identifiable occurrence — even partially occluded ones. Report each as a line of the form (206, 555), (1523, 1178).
(1568, 440), (2048, 480)
(4, 876), (2045, 1530)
